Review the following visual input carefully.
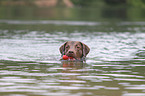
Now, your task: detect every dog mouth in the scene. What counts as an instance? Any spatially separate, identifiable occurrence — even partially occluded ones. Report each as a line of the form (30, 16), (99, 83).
(66, 53), (75, 58)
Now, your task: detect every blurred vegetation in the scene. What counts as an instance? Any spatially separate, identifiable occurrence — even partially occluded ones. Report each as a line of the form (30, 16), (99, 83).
(71, 0), (99, 7)
(127, 0), (145, 8)
(0, 0), (145, 8)
(0, 0), (145, 22)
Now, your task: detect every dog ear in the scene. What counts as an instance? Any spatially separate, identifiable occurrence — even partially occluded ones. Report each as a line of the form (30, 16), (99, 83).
(80, 42), (90, 58)
(59, 42), (68, 55)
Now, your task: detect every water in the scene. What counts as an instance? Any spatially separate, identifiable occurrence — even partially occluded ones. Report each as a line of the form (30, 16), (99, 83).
(0, 6), (145, 96)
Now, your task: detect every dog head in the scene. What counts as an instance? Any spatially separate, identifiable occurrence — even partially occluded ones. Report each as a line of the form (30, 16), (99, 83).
(59, 41), (90, 60)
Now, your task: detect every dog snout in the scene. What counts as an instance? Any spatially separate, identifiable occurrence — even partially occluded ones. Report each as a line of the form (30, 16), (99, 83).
(66, 50), (75, 57)
(69, 51), (74, 54)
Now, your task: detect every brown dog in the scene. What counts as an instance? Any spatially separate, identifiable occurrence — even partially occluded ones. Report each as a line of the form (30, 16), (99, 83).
(59, 41), (90, 61)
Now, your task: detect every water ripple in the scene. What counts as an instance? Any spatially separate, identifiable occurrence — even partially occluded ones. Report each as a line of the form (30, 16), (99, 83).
(0, 20), (102, 26)
(0, 20), (145, 96)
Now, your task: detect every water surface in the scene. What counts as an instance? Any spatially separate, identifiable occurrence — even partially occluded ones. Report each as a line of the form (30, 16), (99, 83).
(0, 6), (145, 96)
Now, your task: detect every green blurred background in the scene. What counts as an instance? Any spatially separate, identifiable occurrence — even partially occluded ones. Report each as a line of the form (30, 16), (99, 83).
(0, 0), (145, 21)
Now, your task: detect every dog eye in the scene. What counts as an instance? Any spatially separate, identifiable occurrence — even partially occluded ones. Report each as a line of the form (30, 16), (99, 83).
(77, 46), (80, 48)
(65, 46), (69, 48)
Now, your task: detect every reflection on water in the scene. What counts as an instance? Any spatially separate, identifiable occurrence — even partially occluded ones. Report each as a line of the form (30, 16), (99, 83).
(0, 20), (102, 26)
(0, 59), (145, 96)
(0, 21), (145, 96)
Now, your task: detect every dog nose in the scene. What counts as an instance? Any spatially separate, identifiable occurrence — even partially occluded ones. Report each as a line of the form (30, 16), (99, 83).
(69, 51), (74, 53)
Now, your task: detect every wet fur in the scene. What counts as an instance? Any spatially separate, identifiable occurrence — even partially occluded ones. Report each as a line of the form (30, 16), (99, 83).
(59, 41), (90, 60)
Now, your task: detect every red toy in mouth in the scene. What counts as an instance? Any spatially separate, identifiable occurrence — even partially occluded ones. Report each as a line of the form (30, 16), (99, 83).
(62, 55), (73, 60)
